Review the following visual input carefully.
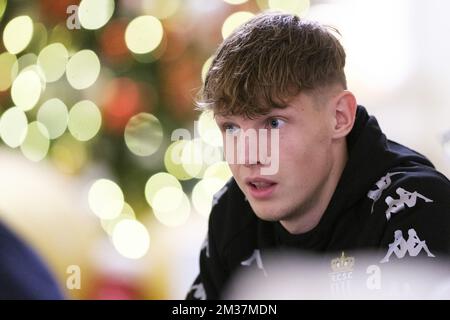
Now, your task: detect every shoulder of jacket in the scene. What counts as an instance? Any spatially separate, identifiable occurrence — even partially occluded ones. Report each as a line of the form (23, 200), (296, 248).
(208, 178), (257, 248)
(368, 166), (450, 222)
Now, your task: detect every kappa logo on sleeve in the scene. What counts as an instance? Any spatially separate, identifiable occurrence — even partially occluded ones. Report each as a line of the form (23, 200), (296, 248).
(384, 188), (433, 220)
(367, 172), (405, 213)
(380, 228), (435, 263)
(367, 172), (433, 220)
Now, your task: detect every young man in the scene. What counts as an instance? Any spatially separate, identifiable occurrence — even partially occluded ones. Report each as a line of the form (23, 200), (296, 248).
(186, 12), (450, 299)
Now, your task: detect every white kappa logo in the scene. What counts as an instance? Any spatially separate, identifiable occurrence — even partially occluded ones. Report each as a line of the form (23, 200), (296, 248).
(380, 228), (435, 263)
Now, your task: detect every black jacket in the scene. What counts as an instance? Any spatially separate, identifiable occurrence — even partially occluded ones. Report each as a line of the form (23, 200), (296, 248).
(187, 106), (450, 299)
(0, 220), (64, 299)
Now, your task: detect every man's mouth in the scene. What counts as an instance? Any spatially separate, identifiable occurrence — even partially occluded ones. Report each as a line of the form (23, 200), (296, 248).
(245, 177), (277, 199)
(249, 181), (275, 189)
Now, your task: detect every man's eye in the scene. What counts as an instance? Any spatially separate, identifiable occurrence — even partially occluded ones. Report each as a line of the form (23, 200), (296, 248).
(267, 118), (286, 129)
(223, 123), (239, 134)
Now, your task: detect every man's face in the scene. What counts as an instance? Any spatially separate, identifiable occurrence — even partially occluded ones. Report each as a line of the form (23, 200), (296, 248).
(215, 91), (339, 225)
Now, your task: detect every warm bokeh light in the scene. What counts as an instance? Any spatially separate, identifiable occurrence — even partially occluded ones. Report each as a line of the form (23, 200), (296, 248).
(181, 139), (223, 179)
(111, 219), (150, 259)
(30, 22), (48, 52)
(102, 77), (147, 132)
(37, 98), (68, 139)
(224, 0), (248, 5)
(151, 186), (184, 213)
(0, 52), (16, 91)
(180, 139), (204, 179)
(191, 178), (227, 217)
(68, 100), (102, 141)
(101, 202), (136, 235)
(124, 112), (163, 157)
(49, 23), (72, 49)
(66, 50), (101, 90)
(0, 0), (6, 20)
(201, 56), (214, 83)
(50, 134), (87, 175)
(203, 161), (233, 182)
(3, 15), (33, 54)
(88, 179), (124, 219)
(125, 15), (163, 54)
(37, 43), (68, 82)
(144, 172), (182, 207)
(0, 106), (28, 148)
(198, 110), (223, 147)
(12, 53), (36, 77)
(221, 11), (255, 39)
(164, 140), (192, 181)
(11, 69), (43, 111)
(268, 0), (310, 16)
(78, 0), (115, 30)
(152, 187), (190, 227)
(20, 121), (50, 162)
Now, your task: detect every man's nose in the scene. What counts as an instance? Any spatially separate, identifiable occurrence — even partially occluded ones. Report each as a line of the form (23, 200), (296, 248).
(239, 132), (262, 167)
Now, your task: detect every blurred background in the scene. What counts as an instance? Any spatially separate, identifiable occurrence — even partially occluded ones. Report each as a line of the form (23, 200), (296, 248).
(0, 0), (449, 299)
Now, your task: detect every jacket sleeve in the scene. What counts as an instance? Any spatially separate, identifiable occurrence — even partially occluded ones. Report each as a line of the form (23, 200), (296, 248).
(370, 173), (450, 298)
(0, 220), (64, 299)
(377, 172), (450, 258)
(185, 184), (230, 300)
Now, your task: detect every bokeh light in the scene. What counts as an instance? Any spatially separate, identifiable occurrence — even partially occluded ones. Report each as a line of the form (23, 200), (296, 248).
(144, 172), (182, 207)
(37, 98), (69, 139)
(191, 178), (227, 217)
(201, 56), (214, 83)
(11, 52), (36, 77)
(0, 52), (17, 91)
(0, 0), (7, 20)
(102, 77), (146, 132)
(11, 69), (43, 111)
(3, 15), (34, 54)
(152, 186), (184, 213)
(0, 106), (28, 148)
(221, 11), (255, 39)
(68, 100), (102, 141)
(268, 0), (310, 16)
(181, 139), (223, 179)
(197, 110), (223, 147)
(203, 161), (233, 182)
(101, 202), (136, 235)
(164, 140), (192, 181)
(20, 121), (50, 162)
(125, 15), (163, 54)
(66, 50), (101, 90)
(37, 43), (69, 82)
(99, 19), (130, 63)
(180, 139), (204, 179)
(88, 179), (124, 219)
(152, 187), (190, 227)
(112, 219), (150, 259)
(50, 134), (87, 175)
(78, 0), (115, 30)
(49, 23), (72, 49)
(124, 112), (163, 157)
(224, 0), (248, 4)
(29, 22), (48, 52)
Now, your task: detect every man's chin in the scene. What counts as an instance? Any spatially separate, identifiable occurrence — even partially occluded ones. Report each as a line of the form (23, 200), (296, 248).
(251, 205), (284, 222)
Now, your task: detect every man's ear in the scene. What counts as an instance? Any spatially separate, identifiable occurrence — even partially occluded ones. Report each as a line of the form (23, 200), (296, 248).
(332, 90), (357, 139)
